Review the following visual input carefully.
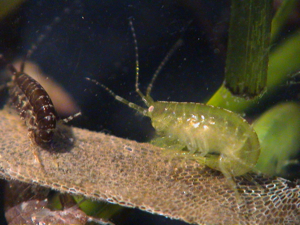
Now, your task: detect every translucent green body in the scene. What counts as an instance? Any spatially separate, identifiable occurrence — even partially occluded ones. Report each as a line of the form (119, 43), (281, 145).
(148, 101), (260, 177)
(87, 21), (261, 202)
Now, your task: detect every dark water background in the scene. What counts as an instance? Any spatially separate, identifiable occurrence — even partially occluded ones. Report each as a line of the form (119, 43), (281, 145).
(0, 0), (228, 142)
(0, 0), (299, 224)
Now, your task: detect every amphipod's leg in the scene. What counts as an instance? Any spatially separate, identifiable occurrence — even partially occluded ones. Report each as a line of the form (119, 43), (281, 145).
(28, 130), (46, 174)
(217, 156), (243, 204)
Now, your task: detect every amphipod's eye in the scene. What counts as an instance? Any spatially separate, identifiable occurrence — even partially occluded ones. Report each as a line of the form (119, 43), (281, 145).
(148, 105), (154, 112)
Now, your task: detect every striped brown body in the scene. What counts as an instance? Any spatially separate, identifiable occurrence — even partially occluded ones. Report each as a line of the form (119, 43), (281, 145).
(9, 71), (58, 146)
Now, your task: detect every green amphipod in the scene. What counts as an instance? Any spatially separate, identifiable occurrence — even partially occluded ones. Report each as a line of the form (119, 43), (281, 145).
(87, 20), (261, 201)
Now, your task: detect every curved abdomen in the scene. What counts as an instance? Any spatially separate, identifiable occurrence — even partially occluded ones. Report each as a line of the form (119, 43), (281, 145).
(9, 72), (57, 145)
(151, 102), (260, 176)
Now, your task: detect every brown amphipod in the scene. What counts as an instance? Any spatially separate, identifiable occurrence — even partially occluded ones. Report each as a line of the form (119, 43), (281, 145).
(1, 56), (57, 146)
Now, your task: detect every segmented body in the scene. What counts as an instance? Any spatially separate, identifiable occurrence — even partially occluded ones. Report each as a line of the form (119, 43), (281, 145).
(87, 19), (261, 201)
(8, 71), (58, 146)
(149, 101), (260, 177)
